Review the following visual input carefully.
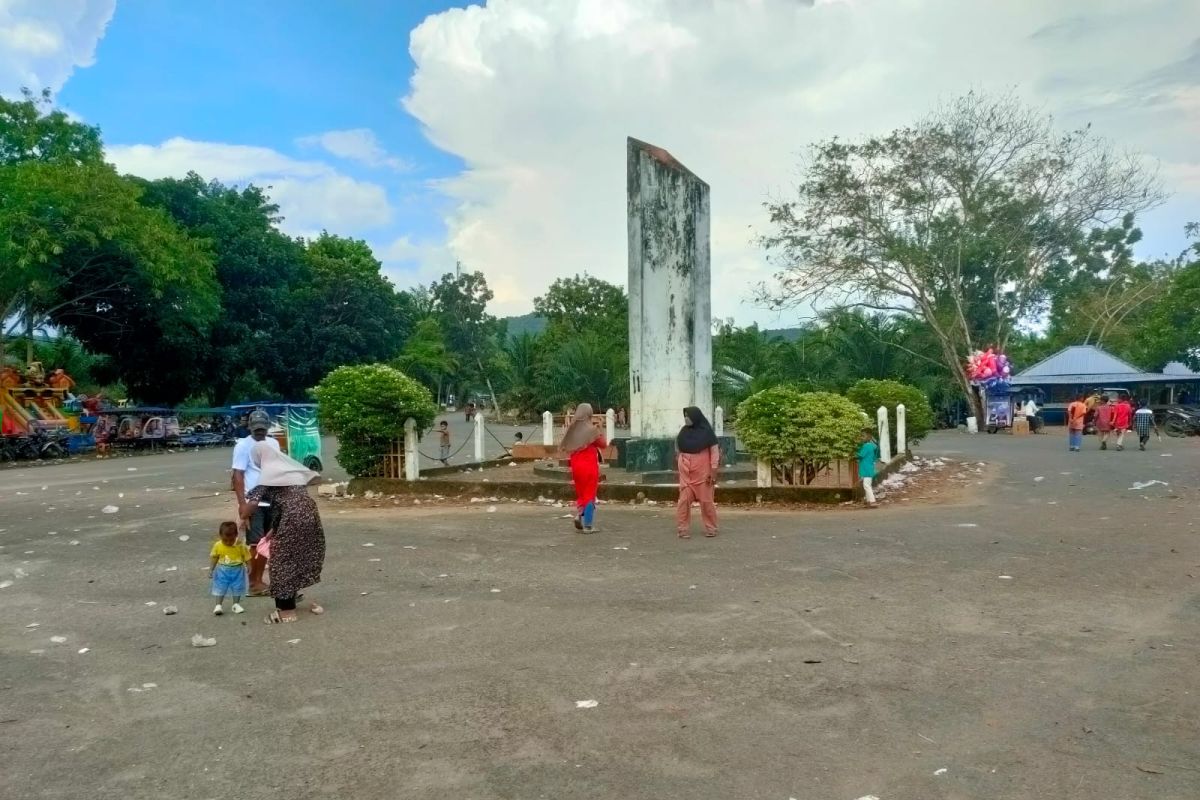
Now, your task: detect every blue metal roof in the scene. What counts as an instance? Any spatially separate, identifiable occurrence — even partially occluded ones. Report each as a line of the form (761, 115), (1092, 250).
(1014, 345), (1143, 379)
(1011, 345), (1200, 386)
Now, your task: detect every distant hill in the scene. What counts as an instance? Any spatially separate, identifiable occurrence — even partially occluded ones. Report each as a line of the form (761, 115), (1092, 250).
(763, 328), (803, 342)
(502, 313), (547, 339)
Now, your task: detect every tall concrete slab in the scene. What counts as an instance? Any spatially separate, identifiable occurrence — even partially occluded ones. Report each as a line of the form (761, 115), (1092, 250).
(627, 137), (713, 441)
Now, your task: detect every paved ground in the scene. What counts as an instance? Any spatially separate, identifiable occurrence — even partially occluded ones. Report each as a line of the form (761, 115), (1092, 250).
(1, 431), (1198, 799)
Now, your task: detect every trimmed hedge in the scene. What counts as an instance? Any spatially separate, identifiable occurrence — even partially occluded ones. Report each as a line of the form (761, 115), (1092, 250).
(312, 364), (437, 477)
(846, 379), (934, 449)
(736, 387), (865, 462)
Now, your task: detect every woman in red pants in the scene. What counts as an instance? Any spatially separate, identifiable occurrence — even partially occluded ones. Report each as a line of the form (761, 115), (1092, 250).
(676, 407), (720, 539)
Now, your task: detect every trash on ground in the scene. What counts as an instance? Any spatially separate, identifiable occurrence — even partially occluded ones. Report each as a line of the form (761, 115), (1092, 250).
(178, 535), (189, 542)
(50, 636), (67, 643)
(1033, 476), (1044, 482)
(162, 606), (178, 615)
(487, 505), (497, 513)
(1129, 480), (1168, 490)
(77, 648), (90, 654)
(191, 634), (217, 648)
(287, 638), (301, 645)
(101, 505), (119, 514)
(934, 768), (948, 776)
(998, 575), (1014, 580)
(574, 699), (599, 709)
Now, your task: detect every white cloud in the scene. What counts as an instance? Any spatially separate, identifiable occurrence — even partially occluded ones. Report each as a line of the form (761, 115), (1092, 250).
(0, 0), (115, 96)
(403, 0), (1200, 321)
(107, 137), (395, 237)
(297, 128), (414, 172)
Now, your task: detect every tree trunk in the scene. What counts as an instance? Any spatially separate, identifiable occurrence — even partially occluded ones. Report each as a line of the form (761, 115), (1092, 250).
(25, 309), (34, 364)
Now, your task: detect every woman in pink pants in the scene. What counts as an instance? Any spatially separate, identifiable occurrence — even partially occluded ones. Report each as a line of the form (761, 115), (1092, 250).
(676, 407), (721, 539)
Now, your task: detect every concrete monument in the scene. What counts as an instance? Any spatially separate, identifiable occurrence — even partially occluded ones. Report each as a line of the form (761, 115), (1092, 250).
(625, 137), (715, 471)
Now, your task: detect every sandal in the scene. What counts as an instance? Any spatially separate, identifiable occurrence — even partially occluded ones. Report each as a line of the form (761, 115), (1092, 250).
(248, 587), (271, 597)
(677, 533), (691, 539)
(704, 532), (718, 538)
(308, 603), (324, 615)
(264, 611), (298, 624)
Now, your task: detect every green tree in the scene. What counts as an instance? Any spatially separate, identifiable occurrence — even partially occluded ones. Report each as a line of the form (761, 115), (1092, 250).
(1135, 224), (1200, 369)
(396, 317), (458, 402)
(135, 173), (306, 402)
(496, 330), (540, 415)
(0, 160), (220, 400)
(420, 270), (504, 410)
(313, 364), (437, 477)
(760, 92), (1164, 417)
(275, 233), (414, 395)
(0, 89), (103, 166)
(533, 275), (627, 340)
(538, 332), (626, 412)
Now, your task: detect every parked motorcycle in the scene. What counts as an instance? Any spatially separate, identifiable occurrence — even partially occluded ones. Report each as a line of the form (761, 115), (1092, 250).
(1162, 406), (1200, 438)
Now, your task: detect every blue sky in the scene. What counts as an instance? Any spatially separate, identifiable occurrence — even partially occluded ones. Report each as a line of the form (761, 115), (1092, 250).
(2, 1), (1198, 323)
(57, 0), (469, 286)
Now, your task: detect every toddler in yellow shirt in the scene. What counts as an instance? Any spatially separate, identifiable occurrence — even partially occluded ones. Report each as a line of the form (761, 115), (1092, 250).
(210, 521), (250, 615)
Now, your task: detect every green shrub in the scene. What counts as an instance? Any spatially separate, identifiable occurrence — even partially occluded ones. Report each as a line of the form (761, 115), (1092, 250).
(736, 387), (865, 463)
(312, 364), (437, 477)
(846, 379), (934, 449)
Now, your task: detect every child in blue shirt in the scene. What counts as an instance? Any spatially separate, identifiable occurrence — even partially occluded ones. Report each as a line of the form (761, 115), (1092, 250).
(857, 429), (880, 508)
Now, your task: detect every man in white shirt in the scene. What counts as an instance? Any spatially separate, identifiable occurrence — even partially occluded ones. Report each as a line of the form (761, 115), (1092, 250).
(231, 409), (280, 594)
(1022, 397), (1041, 433)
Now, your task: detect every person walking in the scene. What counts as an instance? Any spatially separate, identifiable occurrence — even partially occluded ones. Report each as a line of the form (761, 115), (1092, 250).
(1067, 394), (1088, 452)
(1094, 395), (1114, 450)
(1113, 394), (1133, 450)
(231, 409), (280, 595)
(240, 443), (326, 624)
(857, 429), (880, 508)
(560, 403), (605, 533)
(675, 407), (720, 539)
(1133, 400), (1160, 451)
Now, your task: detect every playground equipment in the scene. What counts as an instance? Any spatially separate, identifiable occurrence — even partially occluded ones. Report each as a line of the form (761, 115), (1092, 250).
(1, 364), (76, 436)
(231, 403), (323, 471)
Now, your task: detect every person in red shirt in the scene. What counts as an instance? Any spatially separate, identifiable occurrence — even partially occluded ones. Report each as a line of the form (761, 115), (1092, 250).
(1113, 394), (1134, 450)
(1094, 395), (1115, 450)
(560, 403), (605, 533)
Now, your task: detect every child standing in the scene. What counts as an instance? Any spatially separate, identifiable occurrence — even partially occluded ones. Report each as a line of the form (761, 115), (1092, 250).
(857, 429), (880, 508)
(438, 420), (451, 466)
(210, 521), (250, 615)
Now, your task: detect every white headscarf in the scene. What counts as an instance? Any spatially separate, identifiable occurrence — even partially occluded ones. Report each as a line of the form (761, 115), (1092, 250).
(252, 441), (319, 486)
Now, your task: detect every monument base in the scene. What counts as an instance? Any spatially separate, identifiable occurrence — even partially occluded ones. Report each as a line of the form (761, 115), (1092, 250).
(623, 436), (737, 473)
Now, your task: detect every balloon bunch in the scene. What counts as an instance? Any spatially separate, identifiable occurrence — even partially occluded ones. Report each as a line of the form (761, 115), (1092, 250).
(967, 348), (1013, 392)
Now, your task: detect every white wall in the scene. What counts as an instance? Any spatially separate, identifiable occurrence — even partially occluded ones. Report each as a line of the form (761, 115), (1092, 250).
(627, 138), (713, 439)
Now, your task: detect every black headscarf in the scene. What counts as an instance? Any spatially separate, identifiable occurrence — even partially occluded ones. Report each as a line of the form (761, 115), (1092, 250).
(676, 406), (719, 454)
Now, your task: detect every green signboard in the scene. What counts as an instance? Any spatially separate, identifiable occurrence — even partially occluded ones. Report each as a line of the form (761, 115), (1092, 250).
(285, 406), (322, 469)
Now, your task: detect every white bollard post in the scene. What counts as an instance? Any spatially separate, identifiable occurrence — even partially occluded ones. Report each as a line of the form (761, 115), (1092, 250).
(474, 411), (485, 462)
(542, 410), (554, 446)
(877, 406), (892, 462)
(896, 403), (907, 456)
(714, 406), (724, 437)
(605, 408), (615, 443)
(756, 458), (773, 488)
(404, 418), (419, 481)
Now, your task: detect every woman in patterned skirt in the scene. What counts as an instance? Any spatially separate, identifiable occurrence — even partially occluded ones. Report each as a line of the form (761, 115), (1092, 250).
(241, 442), (326, 624)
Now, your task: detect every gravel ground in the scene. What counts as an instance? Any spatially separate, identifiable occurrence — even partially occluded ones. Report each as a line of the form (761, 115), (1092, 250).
(1, 431), (1198, 800)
